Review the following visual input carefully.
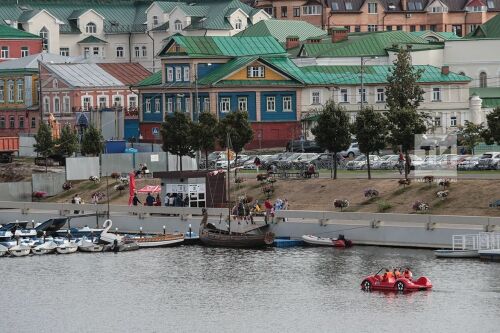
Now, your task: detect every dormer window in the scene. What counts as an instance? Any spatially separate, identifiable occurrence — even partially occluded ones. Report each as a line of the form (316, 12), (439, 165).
(487, 0), (494, 8)
(39, 27), (49, 51)
(86, 22), (97, 34)
(153, 16), (159, 26)
(345, 2), (353, 10)
(235, 18), (242, 30)
(174, 20), (183, 31)
(247, 66), (265, 78)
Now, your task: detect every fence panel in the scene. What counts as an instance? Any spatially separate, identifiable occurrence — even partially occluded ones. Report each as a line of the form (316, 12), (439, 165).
(134, 152), (168, 172)
(18, 135), (36, 157)
(101, 153), (134, 175)
(32, 173), (66, 197)
(0, 182), (32, 202)
(66, 157), (100, 180)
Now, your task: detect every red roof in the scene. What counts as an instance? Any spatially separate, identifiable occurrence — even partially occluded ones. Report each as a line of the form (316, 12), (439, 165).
(97, 63), (151, 86)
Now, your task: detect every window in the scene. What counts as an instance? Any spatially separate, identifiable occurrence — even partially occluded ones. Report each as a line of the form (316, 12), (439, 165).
(434, 117), (441, 127)
(488, 0), (495, 8)
(420, 25), (426, 31)
(0, 116), (4, 128)
(344, 26), (350, 32)
(368, 3), (377, 13)
(16, 79), (23, 102)
(84, 47), (90, 57)
(116, 46), (124, 58)
(0, 46), (8, 59)
(479, 72), (487, 88)
(332, 2), (339, 10)
(19, 116), (24, 129)
(450, 116), (457, 127)
(183, 66), (190, 82)
(113, 96), (122, 107)
(155, 98), (161, 113)
(31, 117), (36, 128)
(93, 47), (100, 56)
(220, 97), (231, 113)
(63, 96), (70, 113)
(7, 80), (14, 102)
(452, 25), (463, 37)
(167, 67), (174, 82)
(247, 66), (265, 78)
(410, 25), (416, 32)
(0, 80), (4, 102)
(235, 19), (242, 30)
(134, 46), (140, 58)
(377, 88), (385, 102)
(175, 67), (182, 81)
(340, 88), (348, 103)
(185, 97), (190, 113)
(469, 24), (478, 33)
(145, 98), (151, 113)
(54, 97), (60, 113)
(266, 96), (276, 111)
(203, 98), (210, 112)
(386, 25), (393, 31)
(293, 7), (300, 16)
(368, 25), (378, 32)
(176, 98), (182, 112)
(129, 96), (137, 108)
(174, 20), (183, 31)
(281, 6), (288, 17)
(432, 87), (441, 101)
(9, 116), (15, 129)
(83, 96), (92, 111)
(39, 27), (48, 51)
(60, 48), (69, 56)
(311, 91), (320, 104)
(358, 88), (367, 103)
(263, 7), (274, 16)
(153, 16), (159, 26)
(99, 96), (107, 109)
(142, 46), (147, 57)
(346, 2), (353, 10)
(283, 96), (292, 112)
(430, 24), (436, 32)
(238, 97), (247, 112)
(397, 25), (402, 31)
(167, 98), (173, 113)
(43, 97), (50, 113)
(302, 5), (321, 15)
(354, 25), (361, 32)
(86, 22), (97, 34)
(21, 47), (29, 57)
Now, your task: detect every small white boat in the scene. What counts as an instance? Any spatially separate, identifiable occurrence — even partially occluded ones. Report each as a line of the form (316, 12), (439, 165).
(78, 239), (104, 253)
(134, 234), (184, 248)
(9, 244), (31, 257)
(479, 249), (500, 261)
(32, 241), (58, 255)
(0, 244), (8, 256)
(434, 249), (479, 258)
(301, 234), (352, 247)
(56, 242), (78, 254)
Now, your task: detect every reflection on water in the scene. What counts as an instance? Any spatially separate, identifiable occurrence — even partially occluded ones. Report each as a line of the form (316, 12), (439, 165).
(1, 246), (499, 333)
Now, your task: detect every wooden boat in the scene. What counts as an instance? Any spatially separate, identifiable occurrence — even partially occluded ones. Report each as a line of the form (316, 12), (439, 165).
(478, 249), (500, 261)
(434, 249), (479, 258)
(56, 242), (78, 254)
(9, 244), (31, 257)
(133, 233), (184, 248)
(32, 241), (58, 255)
(302, 234), (352, 247)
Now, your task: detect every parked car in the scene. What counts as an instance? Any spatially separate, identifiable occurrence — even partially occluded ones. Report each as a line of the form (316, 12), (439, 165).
(346, 155), (380, 170)
(377, 155), (401, 170)
(477, 152), (500, 170)
(290, 153), (320, 169)
(278, 153), (302, 169)
(457, 156), (480, 170)
(268, 152), (294, 167)
(286, 140), (324, 153)
(371, 155), (397, 169)
(340, 143), (360, 158)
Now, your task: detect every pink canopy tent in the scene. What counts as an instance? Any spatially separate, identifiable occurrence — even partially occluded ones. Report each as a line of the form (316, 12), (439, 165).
(137, 185), (161, 194)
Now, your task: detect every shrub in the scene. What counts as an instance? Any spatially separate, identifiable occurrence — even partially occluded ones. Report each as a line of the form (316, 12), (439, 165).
(89, 176), (100, 183)
(436, 190), (449, 199)
(438, 178), (451, 189)
(333, 199), (350, 211)
(62, 182), (72, 191)
(114, 184), (125, 191)
(412, 200), (430, 212)
(110, 172), (120, 179)
(235, 177), (244, 184)
(398, 179), (411, 186)
(423, 175), (434, 184)
(256, 174), (268, 181)
(377, 200), (392, 212)
(364, 188), (379, 198)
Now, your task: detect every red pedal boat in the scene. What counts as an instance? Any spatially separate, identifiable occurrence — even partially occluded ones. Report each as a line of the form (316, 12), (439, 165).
(361, 268), (432, 292)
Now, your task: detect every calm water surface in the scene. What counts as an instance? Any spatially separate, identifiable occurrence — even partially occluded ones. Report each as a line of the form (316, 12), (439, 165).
(1, 246), (499, 333)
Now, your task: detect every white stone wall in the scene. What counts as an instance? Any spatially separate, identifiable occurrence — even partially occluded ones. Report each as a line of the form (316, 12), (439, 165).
(146, 3), (168, 30)
(24, 11), (60, 54)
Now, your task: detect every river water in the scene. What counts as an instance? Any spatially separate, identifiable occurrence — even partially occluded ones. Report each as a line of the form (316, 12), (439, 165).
(1, 246), (499, 333)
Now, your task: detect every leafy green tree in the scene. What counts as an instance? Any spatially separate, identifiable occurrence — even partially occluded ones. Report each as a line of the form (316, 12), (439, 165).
(460, 121), (484, 154)
(192, 112), (218, 170)
(482, 107), (500, 145)
(34, 121), (54, 172)
(385, 47), (427, 179)
(161, 111), (195, 171)
(81, 124), (104, 156)
(352, 107), (388, 179)
(55, 124), (79, 157)
(217, 110), (253, 177)
(311, 101), (351, 179)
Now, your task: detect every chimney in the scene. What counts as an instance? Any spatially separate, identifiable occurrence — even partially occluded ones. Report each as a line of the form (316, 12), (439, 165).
(401, 0), (408, 11)
(329, 27), (348, 43)
(285, 36), (300, 50)
(441, 65), (449, 75)
(306, 37), (322, 44)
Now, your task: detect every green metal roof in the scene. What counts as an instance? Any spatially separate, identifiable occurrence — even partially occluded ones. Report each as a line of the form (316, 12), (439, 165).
(159, 36), (286, 57)
(151, 22), (169, 32)
(0, 25), (40, 39)
(198, 56), (258, 85)
(182, 0), (256, 31)
(470, 87), (500, 108)
(467, 14), (500, 39)
(210, 80), (302, 87)
(410, 31), (461, 40)
(235, 20), (327, 43)
(299, 31), (429, 58)
(136, 71), (162, 87)
(77, 35), (108, 44)
(155, 1), (180, 13)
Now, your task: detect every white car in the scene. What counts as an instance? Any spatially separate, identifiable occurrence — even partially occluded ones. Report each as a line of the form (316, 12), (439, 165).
(340, 143), (360, 158)
(477, 152), (500, 170)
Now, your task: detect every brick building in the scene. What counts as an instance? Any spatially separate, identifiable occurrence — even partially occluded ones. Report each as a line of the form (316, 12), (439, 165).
(0, 24), (42, 62)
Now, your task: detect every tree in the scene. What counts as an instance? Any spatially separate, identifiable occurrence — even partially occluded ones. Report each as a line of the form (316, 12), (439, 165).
(192, 112), (218, 170)
(352, 107), (388, 179)
(34, 121), (54, 172)
(482, 107), (500, 145)
(460, 121), (484, 154)
(311, 101), (351, 179)
(81, 124), (104, 156)
(55, 124), (79, 157)
(385, 47), (427, 179)
(217, 110), (253, 178)
(160, 111), (195, 171)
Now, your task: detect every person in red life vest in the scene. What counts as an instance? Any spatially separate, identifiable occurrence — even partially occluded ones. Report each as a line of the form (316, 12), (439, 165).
(264, 199), (273, 224)
(403, 267), (413, 280)
(382, 268), (394, 282)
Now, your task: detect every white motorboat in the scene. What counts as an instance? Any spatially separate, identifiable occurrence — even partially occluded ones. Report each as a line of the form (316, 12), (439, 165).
(32, 241), (58, 255)
(0, 244), (8, 256)
(56, 242), (78, 254)
(301, 234), (352, 247)
(433, 249), (479, 258)
(478, 249), (500, 261)
(9, 244), (31, 257)
(134, 234), (184, 248)
(99, 219), (124, 244)
(78, 239), (104, 252)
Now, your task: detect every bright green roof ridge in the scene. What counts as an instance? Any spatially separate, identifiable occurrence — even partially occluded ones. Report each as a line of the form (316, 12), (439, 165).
(0, 25), (40, 39)
(235, 20), (327, 43)
(136, 71), (162, 87)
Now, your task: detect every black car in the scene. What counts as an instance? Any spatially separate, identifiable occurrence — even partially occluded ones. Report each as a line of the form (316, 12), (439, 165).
(286, 140), (324, 153)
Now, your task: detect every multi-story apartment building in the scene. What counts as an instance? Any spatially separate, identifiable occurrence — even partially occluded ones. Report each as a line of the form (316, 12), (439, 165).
(0, 25), (42, 62)
(255, 0), (500, 36)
